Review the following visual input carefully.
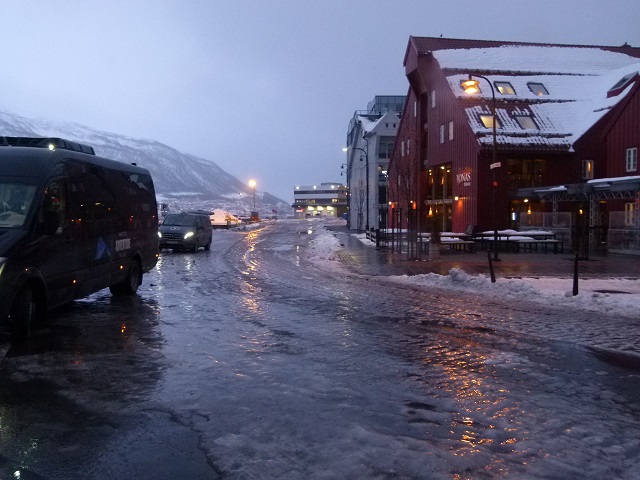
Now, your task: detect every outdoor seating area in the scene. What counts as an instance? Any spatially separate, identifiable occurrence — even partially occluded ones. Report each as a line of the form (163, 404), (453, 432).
(474, 230), (564, 254)
(371, 228), (565, 255)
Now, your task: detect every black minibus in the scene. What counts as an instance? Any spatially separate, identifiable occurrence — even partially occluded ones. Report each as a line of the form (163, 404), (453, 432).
(0, 137), (159, 340)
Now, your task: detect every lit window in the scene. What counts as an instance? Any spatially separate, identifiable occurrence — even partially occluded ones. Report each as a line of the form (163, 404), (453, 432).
(528, 82), (549, 96)
(514, 115), (537, 130)
(495, 82), (516, 95)
(624, 203), (636, 226)
(582, 160), (594, 180)
(479, 115), (499, 129)
(627, 147), (638, 172)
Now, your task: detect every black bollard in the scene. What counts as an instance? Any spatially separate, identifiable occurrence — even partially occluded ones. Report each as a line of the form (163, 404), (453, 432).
(572, 251), (579, 296)
(488, 249), (496, 283)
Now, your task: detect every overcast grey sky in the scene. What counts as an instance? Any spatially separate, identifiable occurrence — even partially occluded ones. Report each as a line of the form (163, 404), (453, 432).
(2, 1), (640, 202)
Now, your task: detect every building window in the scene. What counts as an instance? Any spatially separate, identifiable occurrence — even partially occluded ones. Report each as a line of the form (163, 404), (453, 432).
(431, 90), (436, 108)
(401, 141), (405, 157)
(440, 125), (445, 143)
(479, 115), (499, 129)
(514, 115), (537, 130)
(495, 81), (516, 95)
(448, 121), (454, 141)
(627, 147), (638, 172)
(608, 72), (638, 98)
(582, 160), (594, 180)
(528, 82), (549, 96)
(407, 139), (410, 154)
(414, 100), (417, 117)
(624, 203), (636, 226)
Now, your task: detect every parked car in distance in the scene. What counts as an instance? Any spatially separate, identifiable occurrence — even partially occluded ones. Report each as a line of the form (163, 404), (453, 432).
(158, 212), (212, 252)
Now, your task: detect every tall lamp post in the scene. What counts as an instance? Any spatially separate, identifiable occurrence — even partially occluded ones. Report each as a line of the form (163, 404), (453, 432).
(248, 179), (257, 210)
(462, 74), (500, 261)
(343, 146), (369, 231)
(340, 163), (350, 224)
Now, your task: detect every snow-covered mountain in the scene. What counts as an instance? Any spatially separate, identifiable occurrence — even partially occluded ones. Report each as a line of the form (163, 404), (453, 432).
(0, 110), (288, 212)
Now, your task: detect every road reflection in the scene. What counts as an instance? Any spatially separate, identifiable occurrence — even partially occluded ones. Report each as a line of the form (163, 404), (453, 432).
(0, 292), (164, 479)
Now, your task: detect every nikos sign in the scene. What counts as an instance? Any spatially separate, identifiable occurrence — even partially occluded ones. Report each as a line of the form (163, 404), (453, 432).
(456, 172), (472, 187)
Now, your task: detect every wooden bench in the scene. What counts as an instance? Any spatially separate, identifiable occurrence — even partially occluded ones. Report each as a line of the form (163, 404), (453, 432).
(509, 239), (564, 254)
(441, 237), (476, 253)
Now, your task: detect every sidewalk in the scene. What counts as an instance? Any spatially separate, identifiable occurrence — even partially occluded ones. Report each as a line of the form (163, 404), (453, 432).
(327, 225), (640, 279)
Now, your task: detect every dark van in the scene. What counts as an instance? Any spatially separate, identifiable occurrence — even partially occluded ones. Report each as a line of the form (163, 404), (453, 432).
(158, 212), (212, 252)
(0, 137), (159, 340)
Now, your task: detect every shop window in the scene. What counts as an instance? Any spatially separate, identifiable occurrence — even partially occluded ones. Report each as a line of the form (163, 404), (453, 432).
(624, 203), (636, 226)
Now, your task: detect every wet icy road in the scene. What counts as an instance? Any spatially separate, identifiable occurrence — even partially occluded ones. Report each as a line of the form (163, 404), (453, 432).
(1, 220), (639, 479)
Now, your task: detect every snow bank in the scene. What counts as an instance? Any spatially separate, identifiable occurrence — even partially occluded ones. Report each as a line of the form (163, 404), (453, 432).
(306, 226), (640, 318)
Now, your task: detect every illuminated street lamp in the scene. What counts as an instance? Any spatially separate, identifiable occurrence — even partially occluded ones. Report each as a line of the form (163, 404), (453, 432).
(248, 179), (257, 210)
(343, 146), (369, 231)
(462, 74), (500, 261)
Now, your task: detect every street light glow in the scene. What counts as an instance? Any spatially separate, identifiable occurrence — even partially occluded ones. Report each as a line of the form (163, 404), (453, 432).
(461, 77), (481, 94)
(248, 179), (256, 188)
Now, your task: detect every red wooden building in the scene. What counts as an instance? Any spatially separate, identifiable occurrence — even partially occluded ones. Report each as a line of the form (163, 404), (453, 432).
(388, 36), (640, 253)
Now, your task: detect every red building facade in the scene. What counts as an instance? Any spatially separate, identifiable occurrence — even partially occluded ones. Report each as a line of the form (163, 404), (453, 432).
(389, 37), (640, 251)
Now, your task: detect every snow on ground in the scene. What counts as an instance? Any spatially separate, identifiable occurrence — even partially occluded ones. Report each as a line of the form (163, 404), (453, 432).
(307, 223), (640, 319)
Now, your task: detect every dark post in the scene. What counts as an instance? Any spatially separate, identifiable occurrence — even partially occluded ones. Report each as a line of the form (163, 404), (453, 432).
(488, 249), (496, 283)
(572, 251), (579, 296)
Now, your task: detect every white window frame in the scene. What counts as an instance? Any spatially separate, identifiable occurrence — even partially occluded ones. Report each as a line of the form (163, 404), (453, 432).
(626, 147), (638, 172)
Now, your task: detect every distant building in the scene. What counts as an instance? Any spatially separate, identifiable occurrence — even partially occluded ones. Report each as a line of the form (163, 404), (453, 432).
(344, 95), (406, 231)
(292, 183), (348, 218)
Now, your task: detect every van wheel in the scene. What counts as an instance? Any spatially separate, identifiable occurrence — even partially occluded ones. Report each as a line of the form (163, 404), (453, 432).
(110, 260), (141, 296)
(10, 286), (35, 341)
(192, 241), (198, 253)
(204, 239), (211, 251)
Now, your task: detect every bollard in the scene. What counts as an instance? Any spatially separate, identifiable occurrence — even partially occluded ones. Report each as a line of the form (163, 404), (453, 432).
(487, 249), (496, 283)
(572, 251), (579, 296)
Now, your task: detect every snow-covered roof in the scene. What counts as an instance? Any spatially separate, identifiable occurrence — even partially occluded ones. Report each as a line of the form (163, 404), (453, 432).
(434, 45), (640, 149)
(356, 111), (401, 135)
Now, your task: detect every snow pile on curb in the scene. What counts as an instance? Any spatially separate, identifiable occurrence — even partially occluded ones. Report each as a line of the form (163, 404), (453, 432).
(307, 228), (343, 262)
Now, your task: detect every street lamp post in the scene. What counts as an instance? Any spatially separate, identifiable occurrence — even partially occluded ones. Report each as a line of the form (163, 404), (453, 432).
(343, 146), (369, 232)
(248, 179), (257, 210)
(462, 74), (500, 261)
(340, 163), (350, 224)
